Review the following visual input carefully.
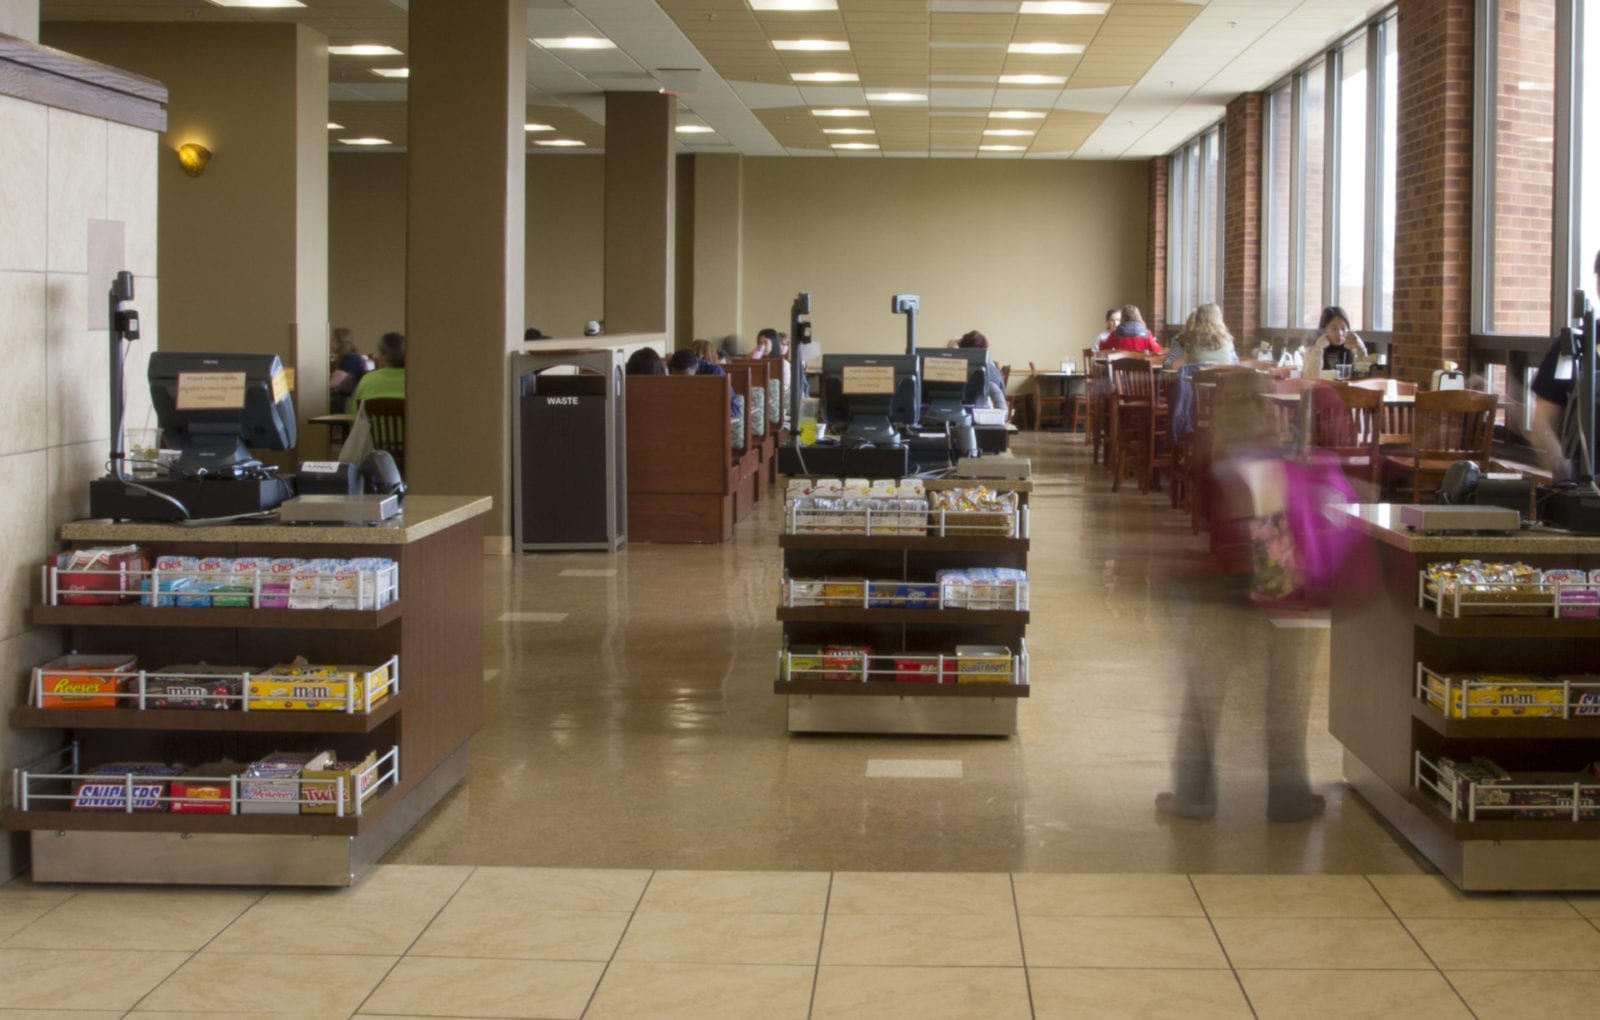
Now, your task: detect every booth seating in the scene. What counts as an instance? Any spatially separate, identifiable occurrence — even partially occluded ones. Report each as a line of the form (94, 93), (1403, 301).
(726, 358), (781, 488)
(723, 365), (765, 518)
(625, 374), (752, 543)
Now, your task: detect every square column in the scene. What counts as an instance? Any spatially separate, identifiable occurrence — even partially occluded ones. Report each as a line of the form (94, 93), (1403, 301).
(604, 92), (675, 338)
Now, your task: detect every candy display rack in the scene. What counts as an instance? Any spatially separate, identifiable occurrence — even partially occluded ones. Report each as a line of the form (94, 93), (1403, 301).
(2, 495), (489, 886)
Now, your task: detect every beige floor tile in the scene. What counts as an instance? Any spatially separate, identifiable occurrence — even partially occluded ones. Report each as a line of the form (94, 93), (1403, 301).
(138, 952), (396, 1016)
(616, 910), (823, 965)
(1563, 895), (1600, 919)
(441, 866), (650, 913)
(638, 870), (829, 914)
(205, 864), (469, 956)
(821, 913), (1021, 967)
(1013, 873), (1203, 917)
(362, 956), (603, 1019)
(2, 887), (260, 950)
(1447, 969), (1600, 1018)
(0, 1010), (124, 1019)
(1028, 967), (1253, 1019)
(1238, 969), (1473, 1019)
(1370, 874), (1578, 920)
(1212, 918), (1433, 969)
(0, 948), (188, 1011)
(586, 961), (813, 1020)
(1406, 918), (1600, 970)
(1192, 875), (1391, 918)
(828, 872), (1015, 915)
(130, 1013), (311, 1019)
(410, 907), (630, 961)
(811, 965), (1031, 1020)
(1020, 916), (1228, 969)
(0, 885), (75, 942)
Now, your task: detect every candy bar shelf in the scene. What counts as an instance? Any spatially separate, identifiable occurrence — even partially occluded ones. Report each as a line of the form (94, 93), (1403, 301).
(775, 485), (1031, 736)
(1330, 505), (1600, 890)
(2, 495), (490, 887)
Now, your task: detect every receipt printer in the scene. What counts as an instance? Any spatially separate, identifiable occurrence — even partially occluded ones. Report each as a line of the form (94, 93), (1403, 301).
(296, 461), (362, 496)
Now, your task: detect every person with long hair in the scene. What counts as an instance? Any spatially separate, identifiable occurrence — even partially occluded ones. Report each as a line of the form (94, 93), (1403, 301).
(1097, 304), (1163, 355)
(1306, 305), (1367, 371)
(1170, 303), (1238, 367)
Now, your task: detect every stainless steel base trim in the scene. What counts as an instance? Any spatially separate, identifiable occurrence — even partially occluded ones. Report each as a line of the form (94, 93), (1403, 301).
(786, 695), (1017, 736)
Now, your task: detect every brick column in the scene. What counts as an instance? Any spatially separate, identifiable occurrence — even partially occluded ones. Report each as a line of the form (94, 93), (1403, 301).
(1147, 156), (1168, 332)
(1391, 0), (1474, 382)
(1223, 93), (1263, 347)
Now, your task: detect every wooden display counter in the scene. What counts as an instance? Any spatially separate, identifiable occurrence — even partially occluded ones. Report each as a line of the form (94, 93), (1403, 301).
(1331, 505), (1600, 890)
(6, 495), (490, 886)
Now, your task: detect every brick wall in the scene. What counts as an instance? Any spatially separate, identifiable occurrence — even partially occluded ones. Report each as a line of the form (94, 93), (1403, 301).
(1223, 93), (1262, 346)
(1489, 0), (1555, 335)
(1147, 155), (1168, 332)
(1391, 0), (1474, 382)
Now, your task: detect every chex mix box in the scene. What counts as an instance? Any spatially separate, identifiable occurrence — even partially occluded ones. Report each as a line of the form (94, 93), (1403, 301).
(35, 654), (136, 709)
(248, 659), (393, 711)
(72, 763), (184, 811)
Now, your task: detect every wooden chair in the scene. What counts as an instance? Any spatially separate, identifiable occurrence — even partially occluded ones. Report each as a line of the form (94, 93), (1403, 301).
(1381, 389), (1497, 503)
(1305, 383), (1383, 491)
(361, 398), (406, 473)
(1108, 356), (1169, 493)
(1088, 357), (1113, 462)
(1030, 361), (1068, 429)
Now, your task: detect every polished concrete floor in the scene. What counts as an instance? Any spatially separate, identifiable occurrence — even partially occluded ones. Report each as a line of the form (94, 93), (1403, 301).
(388, 431), (1427, 875)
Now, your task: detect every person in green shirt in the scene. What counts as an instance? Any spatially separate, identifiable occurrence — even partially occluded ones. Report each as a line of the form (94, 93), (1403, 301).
(351, 331), (405, 407)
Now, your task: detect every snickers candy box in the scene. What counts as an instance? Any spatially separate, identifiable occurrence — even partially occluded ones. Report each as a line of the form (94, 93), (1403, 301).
(73, 762), (184, 811)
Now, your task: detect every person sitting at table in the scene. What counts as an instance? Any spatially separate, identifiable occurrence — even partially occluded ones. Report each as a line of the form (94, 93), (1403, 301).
(625, 347), (666, 375)
(1169, 303), (1239, 368)
(689, 339), (725, 375)
(1098, 304), (1163, 355)
(752, 328), (777, 359)
(1094, 307), (1122, 347)
(350, 331), (405, 408)
(328, 327), (369, 413)
(957, 330), (1009, 415)
(1306, 306), (1368, 371)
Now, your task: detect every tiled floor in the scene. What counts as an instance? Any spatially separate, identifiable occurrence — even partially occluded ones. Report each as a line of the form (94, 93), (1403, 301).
(3, 867), (1600, 1017)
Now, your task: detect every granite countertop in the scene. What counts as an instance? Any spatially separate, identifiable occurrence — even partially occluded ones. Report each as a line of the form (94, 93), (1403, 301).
(1341, 503), (1600, 555)
(60, 494), (492, 546)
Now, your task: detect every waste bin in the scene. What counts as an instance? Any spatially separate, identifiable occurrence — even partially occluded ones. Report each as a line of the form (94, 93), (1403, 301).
(512, 350), (625, 551)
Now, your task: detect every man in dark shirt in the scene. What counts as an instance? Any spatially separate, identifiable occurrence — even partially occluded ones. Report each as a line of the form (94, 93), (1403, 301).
(1531, 248), (1600, 479)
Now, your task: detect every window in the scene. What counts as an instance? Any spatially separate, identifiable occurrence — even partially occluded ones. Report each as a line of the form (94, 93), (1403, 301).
(1335, 37), (1368, 326)
(1580, 1), (1600, 284)
(1263, 84), (1293, 328)
(1165, 125), (1225, 324)
(1298, 59), (1328, 328)
(1374, 15), (1398, 329)
(1477, 0), (1557, 334)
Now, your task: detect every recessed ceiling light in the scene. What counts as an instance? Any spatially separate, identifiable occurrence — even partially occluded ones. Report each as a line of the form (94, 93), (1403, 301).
(1007, 42), (1084, 55)
(525, 123), (555, 132)
(205, 0), (304, 7)
(813, 108), (869, 117)
(832, 142), (878, 150)
(792, 72), (859, 83)
(750, 0), (838, 10)
(340, 137), (391, 146)
(326, 122), (344, 130)
(1018, 1), (1110, 14)
(866, 92), (927, 102)
(676, 125), (715, 134)
(329, 44), (401, 56)
(536, 139), (586, 147)
(998, 74), (1067, 85)
(822, 128), (874, 135)
(533, 36), (616, 50)
(370, 67), (410, 78)
(773, 39), (849, 51)
(980, 144), (1026, 151)
(990, 110), (1047, 119)
(984, 128), (1036, 136)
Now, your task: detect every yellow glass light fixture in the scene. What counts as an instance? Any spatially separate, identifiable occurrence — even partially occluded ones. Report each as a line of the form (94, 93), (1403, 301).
(176, 142), (212, 177)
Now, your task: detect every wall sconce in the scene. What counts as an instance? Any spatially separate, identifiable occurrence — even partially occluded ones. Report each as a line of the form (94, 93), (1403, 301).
(176, 142), (212, 177)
